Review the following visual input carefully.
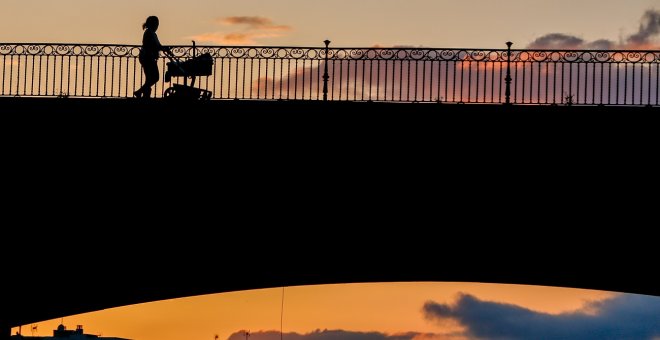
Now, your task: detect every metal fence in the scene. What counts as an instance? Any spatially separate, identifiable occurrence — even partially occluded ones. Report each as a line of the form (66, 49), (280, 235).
(1, 42), (659, 105)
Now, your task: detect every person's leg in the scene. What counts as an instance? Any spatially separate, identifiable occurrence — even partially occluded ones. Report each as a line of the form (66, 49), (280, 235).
(135, 57), (147, 97)
(142, 60), (160, 98)
(135, 59), (160, 98)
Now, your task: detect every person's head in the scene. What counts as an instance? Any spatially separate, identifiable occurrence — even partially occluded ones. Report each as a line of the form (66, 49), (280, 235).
(142, 16), (159, 31)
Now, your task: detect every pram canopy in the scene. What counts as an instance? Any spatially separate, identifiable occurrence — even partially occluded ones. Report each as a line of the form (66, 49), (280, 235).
(167, 53), (213, 77)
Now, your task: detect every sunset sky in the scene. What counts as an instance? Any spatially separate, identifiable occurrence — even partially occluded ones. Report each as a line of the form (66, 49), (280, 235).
(10, 283), (660, 340)
(1, 0), (658, 48)
(3, 1), (660, 334)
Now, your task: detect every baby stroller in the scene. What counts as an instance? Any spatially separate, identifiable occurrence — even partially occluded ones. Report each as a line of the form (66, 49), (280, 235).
(164, 42), (213, 100)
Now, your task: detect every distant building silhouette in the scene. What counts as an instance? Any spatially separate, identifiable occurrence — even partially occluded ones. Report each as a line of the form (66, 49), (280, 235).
(12, 325), (129, 340)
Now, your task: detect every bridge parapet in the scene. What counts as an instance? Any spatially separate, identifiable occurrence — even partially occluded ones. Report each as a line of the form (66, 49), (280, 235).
(1, 42), (658, 106)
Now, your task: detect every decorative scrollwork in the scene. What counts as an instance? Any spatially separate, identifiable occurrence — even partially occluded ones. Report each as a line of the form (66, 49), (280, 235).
(531, 51), (548, 62)
(563, 52), (579, 62)
(24, 45), (39, 55)
(231, 48), (246, 58)
(259, 48), (274, 58)
(84, 45), (100, 56)
(171, 47), (187, 57)
(290, 48), (305, 59)
(350, 49), (365, 59)
(0, 45), (12, 55)
(440, 50), (457, 61)
(595, 52), (610, 62)
(114, 46), (129, 57)
(55, 45), (71, 55)
(380, 49), (395, 60)
(410, 50), (425, 60)
(470, 51), (487, 61)
(0, 43), (657, 64)
(626, 52), (642, 62)
(1, 42), (657, 105)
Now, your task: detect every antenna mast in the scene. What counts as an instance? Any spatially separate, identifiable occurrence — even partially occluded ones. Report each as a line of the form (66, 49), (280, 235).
(280, 287), (285, 340)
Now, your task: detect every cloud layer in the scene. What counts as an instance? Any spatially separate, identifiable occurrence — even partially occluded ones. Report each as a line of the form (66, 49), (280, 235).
(220, 17), (291, 32)
(424, 293), (660, 340)
(220, 293), (660, 340)
(192, 16), (292, 45)
(226, 330), (462, 340)
(528, 9), (660, 49)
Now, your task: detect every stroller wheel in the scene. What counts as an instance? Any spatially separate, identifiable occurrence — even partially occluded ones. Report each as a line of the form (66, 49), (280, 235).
(164, 87), (176, 98)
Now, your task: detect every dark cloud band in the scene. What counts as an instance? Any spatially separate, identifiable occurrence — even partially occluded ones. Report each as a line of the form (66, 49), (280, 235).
(424, 293), (660, 340)
(528, 9), (660, 49)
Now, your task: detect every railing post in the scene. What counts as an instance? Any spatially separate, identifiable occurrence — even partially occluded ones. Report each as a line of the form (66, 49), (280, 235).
(504, 41), (513, 105)
(322, 40), (331, 102)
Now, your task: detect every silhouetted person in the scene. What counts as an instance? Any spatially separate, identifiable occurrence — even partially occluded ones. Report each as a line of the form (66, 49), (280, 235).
(134, 16), (172, 98)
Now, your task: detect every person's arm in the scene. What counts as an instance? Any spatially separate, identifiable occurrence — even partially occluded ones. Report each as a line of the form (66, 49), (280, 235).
(153, 33), (173, 57)
(149, 31), (172, 57)
(162, 45), (173, 57)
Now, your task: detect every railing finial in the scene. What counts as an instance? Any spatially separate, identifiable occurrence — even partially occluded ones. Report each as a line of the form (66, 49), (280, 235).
(322, 40), (331, 102)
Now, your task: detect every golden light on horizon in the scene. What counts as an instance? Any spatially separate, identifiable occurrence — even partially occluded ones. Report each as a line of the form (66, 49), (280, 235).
(11, 282), (620, 340)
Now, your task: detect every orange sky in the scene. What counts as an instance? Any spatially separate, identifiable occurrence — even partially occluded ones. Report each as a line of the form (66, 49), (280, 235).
(11, 283), (616, 340)
(1, 0), (658, 48)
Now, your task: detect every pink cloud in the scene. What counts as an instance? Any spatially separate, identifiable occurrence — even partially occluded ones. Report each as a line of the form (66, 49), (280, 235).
(219, 16), (292, 31)
(191, 16), (292, 45)
(190, 32), (285, 45)
(221, 16), (272, 27)
(226, 330), (467, 340)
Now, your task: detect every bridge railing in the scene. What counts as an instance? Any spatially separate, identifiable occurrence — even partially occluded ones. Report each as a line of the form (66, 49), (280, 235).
(1, 42), (658, 105)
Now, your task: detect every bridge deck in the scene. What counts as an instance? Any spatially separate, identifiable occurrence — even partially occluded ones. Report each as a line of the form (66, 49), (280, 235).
(2, 97), (657, 334)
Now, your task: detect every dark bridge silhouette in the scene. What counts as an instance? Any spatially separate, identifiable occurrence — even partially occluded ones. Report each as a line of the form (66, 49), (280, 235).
(3, 215), (658, 339)
(2, 40), (658, 340)
(4, 239), (659, 319)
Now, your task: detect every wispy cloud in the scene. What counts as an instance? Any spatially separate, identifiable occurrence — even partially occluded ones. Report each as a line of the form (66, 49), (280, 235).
(528, 9), (660, 49)
(370, 44), (428, 48)
(191, 16), (292, 45)
(627, 9), (660, 46)
(424, 293), (660, 340)
(220, 16), (292, 31)
(191, 32), (284, 45)
(226, 330), (466, 340)
(528, 33), (591, 49)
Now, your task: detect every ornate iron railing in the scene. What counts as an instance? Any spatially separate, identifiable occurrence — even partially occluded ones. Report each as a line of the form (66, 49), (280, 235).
(1, 42), (658, 105)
